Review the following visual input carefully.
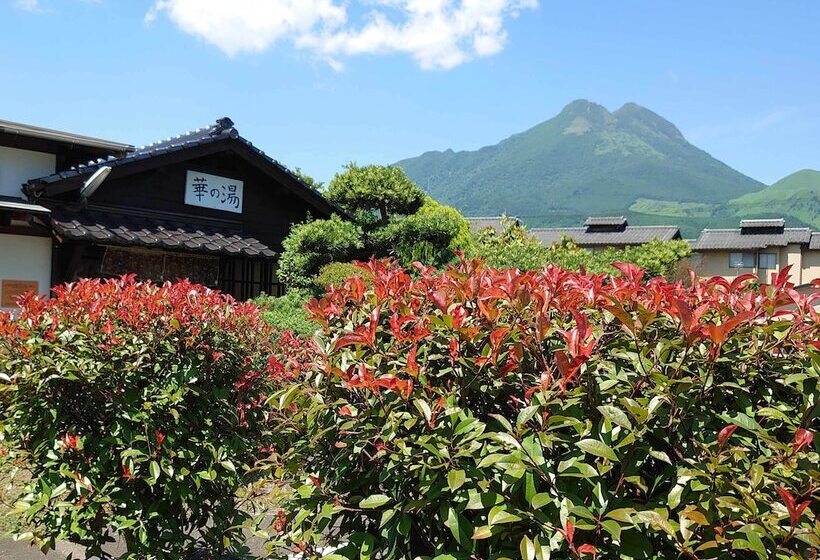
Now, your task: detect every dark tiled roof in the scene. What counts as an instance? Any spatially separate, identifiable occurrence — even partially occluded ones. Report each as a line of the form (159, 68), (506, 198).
(740, 219), (785, 229)
(465, 216), (519, 234)
(532, 225), (680, 247)
(51, 206), (275, 258)
(811, 233), (820, 250)
(0, 118), (132, 153)
(584, 216), (627, 227)
(25, 118), (238, 189)
(23, 118), (338, 219)
(691, 228), (812, 250)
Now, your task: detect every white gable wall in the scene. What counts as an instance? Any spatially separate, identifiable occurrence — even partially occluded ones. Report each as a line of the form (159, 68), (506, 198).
(0, 146), (56, 198)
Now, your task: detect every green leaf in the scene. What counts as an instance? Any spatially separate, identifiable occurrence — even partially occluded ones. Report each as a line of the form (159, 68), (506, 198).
(576, 439), (618, 462)
(472, 525), (493, 540)
(488, 505), (522, 525)
(444, 506), (473, 548)
(668, 483), (685, 509)
(597, 405), (632, 430)
(520, 535), (535, 560)
(448, 469), (466, 491)
(149, 461), (160, 482)
(530, 492), (552, 510)
(359, 494), (391, 509)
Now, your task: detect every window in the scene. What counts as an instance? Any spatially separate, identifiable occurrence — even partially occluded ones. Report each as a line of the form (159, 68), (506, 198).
(758, 252), (777, 270)
(729, 252), (755, 268)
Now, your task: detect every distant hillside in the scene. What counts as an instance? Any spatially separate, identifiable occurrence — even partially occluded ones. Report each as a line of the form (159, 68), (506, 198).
(729, 169), (820, 229)
(397, 100), (766, 236)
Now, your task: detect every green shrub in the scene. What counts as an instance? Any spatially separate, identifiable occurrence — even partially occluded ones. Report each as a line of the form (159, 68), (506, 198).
(0, 277), (277, 559)
(470, 218), (550, 270)
(473, 221), (691, 278)
(256, 288), (318, 337)
(314, 262), (373, 292)
(278, 215), (364, 289)
(376, 199), (474, 268)
(264, 260), (819, 559)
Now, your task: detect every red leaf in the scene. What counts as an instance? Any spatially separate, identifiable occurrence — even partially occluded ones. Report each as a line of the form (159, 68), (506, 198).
(577, 544), (598, 557)
(717, 424), (738, 448)
(792, 428), (814, 453)
(775, 486), (811, 526)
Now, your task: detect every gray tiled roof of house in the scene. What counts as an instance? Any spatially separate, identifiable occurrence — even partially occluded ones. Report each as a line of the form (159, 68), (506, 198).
(531, 225), (681, 247)
(691, 228), (812, 250)
(584, 216), (627, 227)
(465, 216), (519, 234)
(808, 233), (820, 250)
(51, 205), (276, 258)
(740, 218), (785, 228)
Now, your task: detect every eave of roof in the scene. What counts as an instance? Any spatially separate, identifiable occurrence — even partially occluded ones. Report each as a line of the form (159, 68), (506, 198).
(0, 197), (51, 214)
(0, 118), (132, 153)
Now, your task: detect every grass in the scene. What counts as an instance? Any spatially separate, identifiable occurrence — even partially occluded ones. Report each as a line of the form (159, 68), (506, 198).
(629, 197), (718, 217)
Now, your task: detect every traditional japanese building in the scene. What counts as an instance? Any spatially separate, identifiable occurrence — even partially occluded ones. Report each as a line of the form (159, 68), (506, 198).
(1, 117), (338, 309)
(531, 216), (682, 251)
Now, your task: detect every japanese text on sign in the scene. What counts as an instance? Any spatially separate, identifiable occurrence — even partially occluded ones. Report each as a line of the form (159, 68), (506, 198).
(184, 170), (244, 213)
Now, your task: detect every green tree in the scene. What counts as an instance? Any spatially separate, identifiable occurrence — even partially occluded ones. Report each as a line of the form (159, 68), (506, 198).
(374, 198), (474, 268)
(470, 217), (550, 270)
(292, 167), (324, 191)
(326, 163), (425, 224)
(278, 215), (363, 289)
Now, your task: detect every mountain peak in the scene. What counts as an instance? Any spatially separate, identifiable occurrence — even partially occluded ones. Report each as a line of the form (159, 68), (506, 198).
(396, 99), (767, 236)
(614, 102), (684, 140)
(561, 99), (611, 116)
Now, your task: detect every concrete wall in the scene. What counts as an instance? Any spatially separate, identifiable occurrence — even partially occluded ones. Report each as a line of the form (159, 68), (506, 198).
(802, 251), (820, 285)
(0, 146), (56, 198)
(0, 234), (52, 311)
(697, 246), (820, 286)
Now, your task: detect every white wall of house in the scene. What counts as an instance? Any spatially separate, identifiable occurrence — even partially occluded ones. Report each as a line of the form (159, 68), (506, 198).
(0, 146), (56, 198)
(0, 234), (52, 311)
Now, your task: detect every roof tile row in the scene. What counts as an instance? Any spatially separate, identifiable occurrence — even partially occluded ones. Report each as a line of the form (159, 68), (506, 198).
(51, 207), (275, 258)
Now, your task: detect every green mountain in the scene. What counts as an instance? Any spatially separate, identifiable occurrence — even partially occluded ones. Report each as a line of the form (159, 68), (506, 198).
(729, 169), (820, 229)
(396, 100), (768, 236)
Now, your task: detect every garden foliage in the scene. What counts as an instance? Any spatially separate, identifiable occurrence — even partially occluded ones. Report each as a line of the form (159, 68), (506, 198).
(0, 277), (277, 558)
(256, 288), (319, 337)
(266, 259), (819, 559)
(473, 220), (692, 278)
(280, 164), (472, 286)
(278, 215), (364, 289)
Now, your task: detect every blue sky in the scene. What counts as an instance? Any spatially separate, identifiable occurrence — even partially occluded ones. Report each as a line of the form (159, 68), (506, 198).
(2, 0), (819, 185)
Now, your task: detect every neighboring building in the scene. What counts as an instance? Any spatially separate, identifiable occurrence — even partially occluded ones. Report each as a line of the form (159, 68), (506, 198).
(531, 216), (681, 250)
(1, 117), (338, 309)
(465, 216), (520, 235)
(691, 219), (820, 286)
(1, 119), (133, 309)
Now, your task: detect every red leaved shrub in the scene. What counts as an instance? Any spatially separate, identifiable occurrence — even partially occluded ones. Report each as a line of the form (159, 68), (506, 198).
(0, 276), (276, 558)
(266, 259), (820, 559)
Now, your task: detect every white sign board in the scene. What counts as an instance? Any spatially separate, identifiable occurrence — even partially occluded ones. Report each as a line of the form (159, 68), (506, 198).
(184, 170), (244, 213)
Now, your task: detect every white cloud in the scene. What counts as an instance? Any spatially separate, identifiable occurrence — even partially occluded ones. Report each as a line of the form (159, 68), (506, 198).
(146, 0), (538, 70)
(15, 0), (45, 12)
